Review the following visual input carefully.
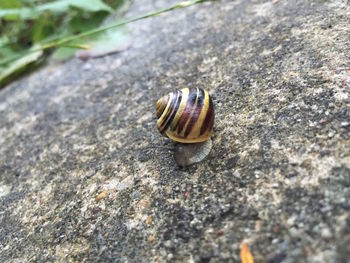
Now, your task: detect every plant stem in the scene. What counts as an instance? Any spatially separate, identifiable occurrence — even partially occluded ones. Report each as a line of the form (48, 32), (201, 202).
(0, 0), (209, 66)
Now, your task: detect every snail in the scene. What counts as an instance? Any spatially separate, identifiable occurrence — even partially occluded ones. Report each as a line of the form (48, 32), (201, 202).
(156, 87), (214, 166)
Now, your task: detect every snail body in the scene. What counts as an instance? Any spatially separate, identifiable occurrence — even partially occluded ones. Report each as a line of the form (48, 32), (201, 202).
(156, 88), (215, 166)
(174, 138), (213, 167)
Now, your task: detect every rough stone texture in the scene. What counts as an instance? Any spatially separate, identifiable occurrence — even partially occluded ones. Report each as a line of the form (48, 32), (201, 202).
(1, 0), (350, 262)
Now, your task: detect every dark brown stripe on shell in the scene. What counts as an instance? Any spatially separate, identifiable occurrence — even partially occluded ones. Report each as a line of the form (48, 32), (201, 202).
(159, 92), (177, 131)
(176, 88), (198, 134)
(161, 91), (182, 134)
(200, 96), (214, 136)
(156, 96), (168, 118)
(184, 88), (205, 137)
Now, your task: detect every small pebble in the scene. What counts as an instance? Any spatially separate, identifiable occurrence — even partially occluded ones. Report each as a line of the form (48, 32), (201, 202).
(328, 131), (335, 138)
(92, 207), (100, 214)
(321, 228), (331, 238)
(148, 234), (155, 243)
(145, 215), (152, 225)
(95, 190), (108, 202)
(164, 240), (172, 248)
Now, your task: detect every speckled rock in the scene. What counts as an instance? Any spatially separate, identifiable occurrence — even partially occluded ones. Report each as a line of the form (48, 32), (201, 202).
(0, 0), (350, 262)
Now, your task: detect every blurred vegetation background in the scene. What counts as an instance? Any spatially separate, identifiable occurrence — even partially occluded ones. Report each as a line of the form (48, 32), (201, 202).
(0, 0), (126, 86)
(0, 0), (204, 87)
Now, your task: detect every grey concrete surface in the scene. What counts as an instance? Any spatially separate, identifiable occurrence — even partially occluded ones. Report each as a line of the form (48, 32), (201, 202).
(0, 0), (349, 262)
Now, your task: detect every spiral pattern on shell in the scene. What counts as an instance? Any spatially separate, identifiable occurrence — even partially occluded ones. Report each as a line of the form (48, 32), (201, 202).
(156, 88), (214, 143)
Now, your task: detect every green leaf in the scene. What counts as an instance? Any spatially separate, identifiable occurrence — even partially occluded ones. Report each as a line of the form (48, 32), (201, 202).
(0, 0), (21, 9)
(71, 0), (113, 12)
(53, 47), (77, 61)
(104, 0), (125, 9)
(36, 1), (76, 14)
(31, 13), (58, 43)
(0, 0), (112, 20)
(53, 28), (128, 61)
(0, 8), (37, 20)
(68, 11), (107, 34)
(0, 37), (10, 48)
(76, 29), (129, 59)
(52, 41), (89, 61)
(0, 46), (16, 60)
(37, 0), (113, 14)
(0, 49), (43, 88)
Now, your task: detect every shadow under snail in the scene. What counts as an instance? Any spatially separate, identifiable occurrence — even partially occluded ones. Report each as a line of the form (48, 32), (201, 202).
(156, 87), (215, 167)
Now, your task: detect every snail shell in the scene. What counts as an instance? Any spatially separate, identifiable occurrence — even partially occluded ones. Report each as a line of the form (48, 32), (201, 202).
(156, 88), (215, 166)
(156, 88), (214, 143)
